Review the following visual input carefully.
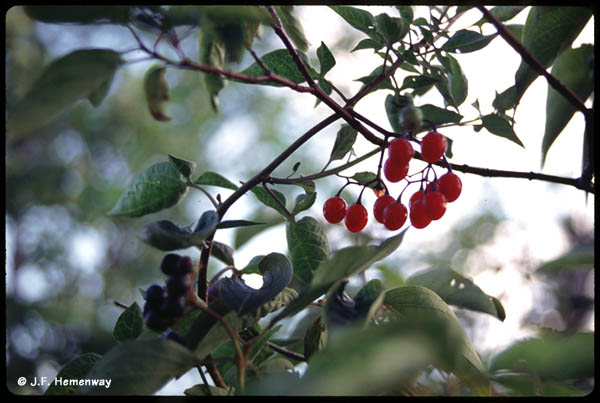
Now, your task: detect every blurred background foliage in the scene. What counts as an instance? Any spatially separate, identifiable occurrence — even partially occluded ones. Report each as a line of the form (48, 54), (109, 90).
(5, 5), (593, 395)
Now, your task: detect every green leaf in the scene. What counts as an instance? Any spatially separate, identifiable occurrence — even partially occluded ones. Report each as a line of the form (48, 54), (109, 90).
(316, 41), (336, 76)
(140, 212), (218, 251)
(439, 54), (468, 107)
(420, 104), (463, 126)
(24, 5), (134, 24)
(351, 38), (383, 52)
(480, 113), (524, 147)
(240, 255), (265, 275)
(87, 72), (115, 107)
(329, 6), (376, 36)
(45, 353), (103, 395)
(400, 75), (439, 92)
(473, 6), (526, 27)
(193, 210), (219, 238)
(210, 241), (234, 266)
(355, 65), (394, 91)
(7, 49), (123, 139)
(217, 219), (265, 230)
(144, 65), (171, 122)
(489, 332), (594, 381)
(199, 29), (226, 113)
(250, 185), (288, 218)
(194, 171), (238, 190)
(304, 316), (327, 362)
(542, 44), (594, 165)
(396, 6), (414, 23)
(351, 171), (378, 188)
(442, 29), (497, 53)
(384, 286), (490, 396)
(292, 192), (317, 216)
(184, 384), (229, 396)
(385, 93), (414, 133)
(328, 124), (358, 164)
(113, 302), (144, 342)
(168, 154), (195, 179)
(109, 161), (188, 217)
(238, 49), (317, 86)
(505, 24), (524, 40)
(536, 246), (594, 276)
(286, 216), (330, 285)
(374, 13), (408, 46)
(513, 7), (591, 106)
(406, 267), (506, 321)
(76, 339), (198, 395)
(218, 252), (293, 315)
(276, 6), (310, 52)
(271, 230), (407, 325)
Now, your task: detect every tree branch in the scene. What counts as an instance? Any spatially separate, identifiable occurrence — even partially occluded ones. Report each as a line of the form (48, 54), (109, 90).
(476, 6), (590, 118)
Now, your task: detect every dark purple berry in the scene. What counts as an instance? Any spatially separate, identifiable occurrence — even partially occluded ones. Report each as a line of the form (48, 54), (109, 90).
(160, 296), (185, 317)
(165, 330), (185, 345)
(166, 275), (190, 297)
(143, 309), (172, 332)
(144, 285), (165, 312)
(174, 256), (194, 276)
(160, 253), (182, 275)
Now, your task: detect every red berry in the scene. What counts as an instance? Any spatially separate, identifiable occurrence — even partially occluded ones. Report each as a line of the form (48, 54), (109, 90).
(424, 191), (447, 220)
(388, 138), (414, 166)
(383, 202), (408, 231)
(409, 189), (424, 209)
(409, 199), (432, 229)
(383, 158), (409, 183)
(421, 131), (447, 163)
(345, 204), (368, 233)
(323, 197), (347, 224)
(373, 195), (395, 223)
(439, 172), (462, 202)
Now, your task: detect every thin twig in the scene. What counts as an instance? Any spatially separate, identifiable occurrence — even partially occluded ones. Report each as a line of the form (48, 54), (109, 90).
(265, 341), (306, 362)
(187, 182), (219, 209)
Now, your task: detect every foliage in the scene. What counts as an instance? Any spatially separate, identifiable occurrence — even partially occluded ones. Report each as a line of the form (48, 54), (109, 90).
(6, 5), (594, 397)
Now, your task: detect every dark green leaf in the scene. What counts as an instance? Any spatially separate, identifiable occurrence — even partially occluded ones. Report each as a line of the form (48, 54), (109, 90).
(184, 384), (229, 396)
(219, 252), (293, 315)
(442, 29), (497, 53)
(480, 113), (524, 147)
(276, 6), (310, 52)
(271, 230), (407, 325)
(355, 65), (394, 91)
(489, 332), (594, 381)
(193, 210), (219, 239)
(286, 216), (330, 285)
(542, 44), (594, 165)
(505, 24), (524, 40)
(385, 93), (414, 133)
(351, 171), (378, 188)
(396, 6), (414, 23)
(328, 124), (358, 163)
(406, 267), (506, 321)
(7, 49), (123, 139)
(140, 212), (217, 251)
(194, 171), (238, 190)
(374, 13), (408, 45)
(238, 49), (317, 86)
(536, 246), (594, 276)
(210, 241), (234, 266)
(329, 6), (376, 36)
(87, 72), (115, 107)
(316, 41), (336, 76)
(250, 185), (288, 218)
(292, 192), (317, 216)
(473, 6), (526, 27)
(400, 75), (439, 92)
(351, 38), (383, 52)
(24, 5), (133, 24)
(113, 302), (144, 342)
(217, 220), (265, 229)
(514, 7), (591, 106)
(439, 54), (468, 107)
(168, 154), (196, 179)
(304, 316), (327, 362)
(45, 353), (102, 395)
(109, 162), (187, 217)
(384, 286), (490, 396)
(420, 104), (463, 125)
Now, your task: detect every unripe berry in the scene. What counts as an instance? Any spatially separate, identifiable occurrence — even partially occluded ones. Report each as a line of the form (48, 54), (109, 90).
(423, 191), (447, 220)
(345, 204), (368, 233)
(401, 105), (423, 132)
(383, 202), (408, 231)
(383, 158), (409, 183)
(421, 131), (447, 163)
(373, 195), (395, 223)
(323, 196), (347, 224)
(438, 172), (462, 202)
(388, 138), (414, 166)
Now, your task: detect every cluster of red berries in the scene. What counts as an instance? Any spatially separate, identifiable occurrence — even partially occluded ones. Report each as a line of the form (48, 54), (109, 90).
(323, 131), (462, 233)
(143, 253), (192, 343)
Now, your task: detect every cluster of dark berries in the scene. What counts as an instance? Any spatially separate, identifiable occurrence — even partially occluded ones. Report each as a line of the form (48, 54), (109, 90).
(143, 253), (193, 333)
(323, 130), (462, 233)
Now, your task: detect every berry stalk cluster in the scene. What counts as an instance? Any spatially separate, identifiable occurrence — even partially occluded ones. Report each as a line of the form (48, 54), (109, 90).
(142, 253), (194, 344)
(323, 129), (462, 233)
